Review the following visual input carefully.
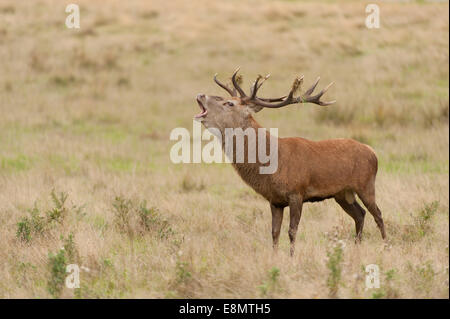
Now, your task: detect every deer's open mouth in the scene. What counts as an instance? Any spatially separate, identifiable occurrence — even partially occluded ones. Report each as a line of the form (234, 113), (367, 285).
(195, 97), (208, 118)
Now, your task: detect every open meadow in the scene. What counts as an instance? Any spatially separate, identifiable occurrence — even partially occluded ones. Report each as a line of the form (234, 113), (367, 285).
(0, 0), (448, 298)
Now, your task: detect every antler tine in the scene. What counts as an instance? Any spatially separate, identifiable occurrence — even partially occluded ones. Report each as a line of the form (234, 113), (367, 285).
(257, 74), (270, 91)
(250, 76), (302, 108)
(251, 74), (281, 101)
(258, 96), (287, 102)
(250, 75), (335, 108)
(318, 81), (335, 97)
(250, 75), (262, 99)
(231, 67), (247, 98)
(302, 81), (335, 106)
(304, 77), (320, 96)
(214, 73), (236, 97)
(215, 70), (335, 107)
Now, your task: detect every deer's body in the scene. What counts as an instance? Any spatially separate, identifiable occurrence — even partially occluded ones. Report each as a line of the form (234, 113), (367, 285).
(196, 69), (386, 255)
(231, 117), (377, 206)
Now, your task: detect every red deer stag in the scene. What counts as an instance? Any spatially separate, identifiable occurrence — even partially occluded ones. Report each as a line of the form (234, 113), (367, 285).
(195, 68), (386, 256)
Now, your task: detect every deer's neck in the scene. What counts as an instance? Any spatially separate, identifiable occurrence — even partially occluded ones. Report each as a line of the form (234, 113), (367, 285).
(220, 117), (279, 200)
(219, 117), (266, 162)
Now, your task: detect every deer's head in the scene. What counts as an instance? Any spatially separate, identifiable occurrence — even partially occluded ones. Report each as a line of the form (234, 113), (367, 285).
(195, 68), (336, 132)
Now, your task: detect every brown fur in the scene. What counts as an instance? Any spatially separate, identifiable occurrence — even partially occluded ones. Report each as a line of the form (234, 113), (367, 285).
(196, 90), (386, 256)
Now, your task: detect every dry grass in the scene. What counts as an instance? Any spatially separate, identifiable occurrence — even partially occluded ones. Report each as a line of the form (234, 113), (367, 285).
(0, 0), (448, 298)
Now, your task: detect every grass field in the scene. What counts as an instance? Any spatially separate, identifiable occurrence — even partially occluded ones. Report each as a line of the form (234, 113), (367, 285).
(0, 0), (448, 298)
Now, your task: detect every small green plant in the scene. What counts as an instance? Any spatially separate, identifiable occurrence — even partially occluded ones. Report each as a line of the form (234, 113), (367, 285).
(407, 261), (436, 297)
(139, 202), (160, 230)
(326, 244), (344, 298)
(63, 233), (79, 264)
(175, 261), (192, 284)
(370, 268), (399, 299)
(401, 201), (439, 242)
(112, 196), (133, 235)
(16, 190), (71, 243)
(16, 217), (32, 242)
(47, 248), (67, 298)
(371, 290), (385, 299)
(139, 201), (174, 239)
(112, 196), (173, 239)
(13, 262), (37, 288)
(170, 258), (199, 298)
(416, 262), (435, 286)
(16, 205), (46, 243)
(258, 267), (280, 297)
(415, 201), (438, 237)
(384, 268), (399, 298)
(325, 229), (345, 298)
(103, 258), (113, 268)
(47, 190), (68, 223)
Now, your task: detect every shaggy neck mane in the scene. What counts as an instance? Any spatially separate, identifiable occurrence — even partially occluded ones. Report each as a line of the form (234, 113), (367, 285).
(219, 116), (276, 200)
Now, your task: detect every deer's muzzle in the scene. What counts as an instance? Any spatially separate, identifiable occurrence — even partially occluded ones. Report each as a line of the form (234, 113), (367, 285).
(195, 94), (208, 119)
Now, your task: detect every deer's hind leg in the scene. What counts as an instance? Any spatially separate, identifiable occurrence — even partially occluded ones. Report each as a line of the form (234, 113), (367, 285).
(335, 190), (366, 242)
(288, 194), (303, 257)
(357, 183), (386, 240)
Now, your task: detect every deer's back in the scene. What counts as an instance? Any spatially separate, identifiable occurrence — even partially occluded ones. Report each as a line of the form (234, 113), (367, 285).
(276, 137), (378, 200)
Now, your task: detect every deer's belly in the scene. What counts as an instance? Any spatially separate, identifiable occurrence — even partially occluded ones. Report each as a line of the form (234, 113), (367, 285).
(254, 184), (289, 206)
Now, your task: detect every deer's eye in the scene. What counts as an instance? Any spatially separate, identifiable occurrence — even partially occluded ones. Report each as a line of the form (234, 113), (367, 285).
(224, 101), (235, 107)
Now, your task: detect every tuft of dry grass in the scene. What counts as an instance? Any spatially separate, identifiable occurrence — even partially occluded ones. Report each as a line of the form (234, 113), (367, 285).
(0, 0), (448, 298)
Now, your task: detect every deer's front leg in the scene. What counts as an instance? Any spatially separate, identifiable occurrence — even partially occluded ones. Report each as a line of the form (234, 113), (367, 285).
(288, 194), (303, 257)
(270, 203), (284, 251)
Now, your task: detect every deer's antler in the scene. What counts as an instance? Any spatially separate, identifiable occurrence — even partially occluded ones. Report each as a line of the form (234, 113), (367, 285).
(231, 67), (247, 98)
(214, 73), (236, 97)
(214, 69), (335, 108)
(250, 76), (336, 108)
(249, 74), (286, 102)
